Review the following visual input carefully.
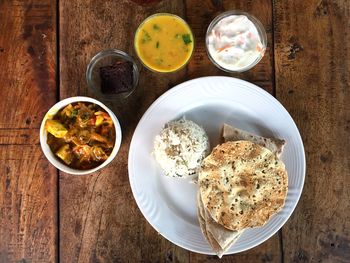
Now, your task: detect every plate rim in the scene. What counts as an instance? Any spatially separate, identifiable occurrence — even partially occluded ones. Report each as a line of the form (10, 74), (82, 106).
(128, 76), (306, 255)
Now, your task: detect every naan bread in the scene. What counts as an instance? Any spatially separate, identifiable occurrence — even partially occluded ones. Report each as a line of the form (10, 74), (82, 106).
(197, 191), (242, 258)
(199, 140), (288, 231)
(223, 123), (285, 157)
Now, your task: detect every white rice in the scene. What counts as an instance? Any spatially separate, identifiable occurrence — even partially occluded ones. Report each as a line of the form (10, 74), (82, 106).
(153, 119), (210, 178)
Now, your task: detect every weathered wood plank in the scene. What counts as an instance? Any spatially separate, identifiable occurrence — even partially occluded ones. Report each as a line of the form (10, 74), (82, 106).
(189, 239), (280, 263)
(0, 0), (57, 262)
(0, 129), (40, 145)
(59, 0), (190, 262)
(274, 0), (350, 262)
(0, 0), (57, 129)
(0, 146), (57, 263)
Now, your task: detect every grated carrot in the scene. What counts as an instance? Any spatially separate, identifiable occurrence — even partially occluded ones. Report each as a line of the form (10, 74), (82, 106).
(256, 44), (263, 53)
(217, 44), (233, 52)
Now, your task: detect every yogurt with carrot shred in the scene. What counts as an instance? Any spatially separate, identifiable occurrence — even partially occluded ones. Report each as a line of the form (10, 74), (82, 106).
(206, 14), (265, 71)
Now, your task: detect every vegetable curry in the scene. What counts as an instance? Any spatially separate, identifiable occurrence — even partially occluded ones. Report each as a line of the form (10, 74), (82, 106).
(45, 102), (115, 169)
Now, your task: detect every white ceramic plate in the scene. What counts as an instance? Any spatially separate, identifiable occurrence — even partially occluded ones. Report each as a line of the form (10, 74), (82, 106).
(128, 76), (305, 255)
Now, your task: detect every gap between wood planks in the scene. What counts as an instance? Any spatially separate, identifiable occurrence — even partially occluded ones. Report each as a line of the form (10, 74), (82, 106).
(56, 0), (60, 262)
(272, 1), (284, 262)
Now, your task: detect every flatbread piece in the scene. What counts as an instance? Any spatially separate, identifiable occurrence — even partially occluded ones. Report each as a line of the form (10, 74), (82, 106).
(223, 123), (285, 157)
(197, 191), (242, 258)
(199, 140), (288, 231)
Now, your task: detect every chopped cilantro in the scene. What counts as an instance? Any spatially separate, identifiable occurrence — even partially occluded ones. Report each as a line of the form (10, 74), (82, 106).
(71, 109), (78, 117)
(155, 58), (164, 65)
(80, 113), (89, 121)
(182, 34), (192, 45)
(153, 24), (161, 31)
(156, 41), (159, 48)
(141, 30), (152, 43)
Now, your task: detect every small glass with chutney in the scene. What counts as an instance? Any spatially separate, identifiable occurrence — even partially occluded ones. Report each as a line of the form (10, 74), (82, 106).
(86, 49), (139, 101)
(134, 13), (194, 73)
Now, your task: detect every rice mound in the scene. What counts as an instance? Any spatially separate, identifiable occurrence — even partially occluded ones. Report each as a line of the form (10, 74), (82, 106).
(153, 119), (209, 178)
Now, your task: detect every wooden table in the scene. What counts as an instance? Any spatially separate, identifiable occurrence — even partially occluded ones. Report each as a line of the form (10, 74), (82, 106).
(1, 0), (349, 262)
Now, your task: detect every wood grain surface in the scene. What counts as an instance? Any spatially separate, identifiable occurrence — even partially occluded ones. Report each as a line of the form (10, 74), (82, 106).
(1, 0), (349, 262)
(0, 0), (57, 262)
(274, 1), (350, 262)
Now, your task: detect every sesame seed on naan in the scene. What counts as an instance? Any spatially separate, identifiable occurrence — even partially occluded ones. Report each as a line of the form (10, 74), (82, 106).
(198, 140), (288, 231)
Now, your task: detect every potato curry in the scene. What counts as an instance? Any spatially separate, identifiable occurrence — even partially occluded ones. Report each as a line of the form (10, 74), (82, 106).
(45, 102), (115, 169)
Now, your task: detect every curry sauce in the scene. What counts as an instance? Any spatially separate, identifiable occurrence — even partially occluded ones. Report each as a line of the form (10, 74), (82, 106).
(134, 14), (194, 72)
(45, 102), (115, 170)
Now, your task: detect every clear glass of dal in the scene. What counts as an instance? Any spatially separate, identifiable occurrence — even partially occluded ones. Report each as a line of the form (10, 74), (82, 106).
(134, 13), (194, 73)
(206, 10), (267, 73)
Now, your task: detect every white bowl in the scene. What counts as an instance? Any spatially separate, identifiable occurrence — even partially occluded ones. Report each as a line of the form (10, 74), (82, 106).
(40, 96), (122, 175)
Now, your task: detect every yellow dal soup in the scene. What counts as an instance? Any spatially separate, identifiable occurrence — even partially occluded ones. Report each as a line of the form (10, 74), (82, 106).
(135, 14), (194, 72)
